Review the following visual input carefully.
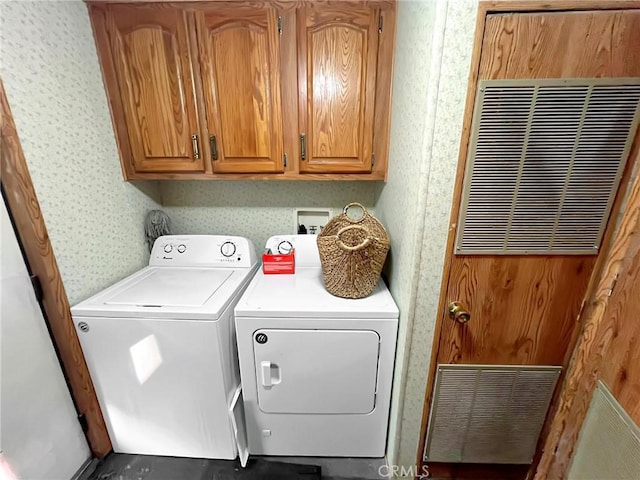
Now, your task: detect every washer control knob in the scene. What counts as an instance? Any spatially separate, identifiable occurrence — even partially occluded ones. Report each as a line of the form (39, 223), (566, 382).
(177, 244), (186, 253)
(164, 244), (173, 253)
(221, 241), (236, 258)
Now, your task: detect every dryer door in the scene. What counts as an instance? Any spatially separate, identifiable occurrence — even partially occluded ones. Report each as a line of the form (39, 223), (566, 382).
(253, 329), (380, 414)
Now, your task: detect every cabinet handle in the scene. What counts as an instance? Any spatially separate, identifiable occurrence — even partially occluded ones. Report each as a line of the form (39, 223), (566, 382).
(191, 134), (200, 160)
(300, 133), (306, 161)
(210, 134), (218, 161)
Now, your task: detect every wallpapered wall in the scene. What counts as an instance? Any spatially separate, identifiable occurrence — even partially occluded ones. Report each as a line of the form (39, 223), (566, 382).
(377, 0), (478, 471)
(0, 1), (161, 305)
(399, 0), (477, 469)
(160, 181), (377, 251)
(374, 0), (439, 466)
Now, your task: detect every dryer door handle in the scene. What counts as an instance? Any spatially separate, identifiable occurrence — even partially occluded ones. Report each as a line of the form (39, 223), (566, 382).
(261, 361), (272, 387)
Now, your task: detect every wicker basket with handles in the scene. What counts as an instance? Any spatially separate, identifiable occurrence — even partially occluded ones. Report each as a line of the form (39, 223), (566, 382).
(317, 203), (390, 299)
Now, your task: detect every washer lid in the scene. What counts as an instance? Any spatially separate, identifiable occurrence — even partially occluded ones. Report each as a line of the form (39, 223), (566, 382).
(72, 266), (257, 320)
(104, 269), (233, 308)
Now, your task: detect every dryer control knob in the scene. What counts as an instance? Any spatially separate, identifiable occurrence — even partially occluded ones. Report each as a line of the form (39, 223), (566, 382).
(164, 244), (173, 253)
(277, 240), (293, 254)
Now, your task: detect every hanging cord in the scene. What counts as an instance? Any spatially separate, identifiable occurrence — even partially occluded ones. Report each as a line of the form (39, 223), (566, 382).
(144, 210), (173, 252)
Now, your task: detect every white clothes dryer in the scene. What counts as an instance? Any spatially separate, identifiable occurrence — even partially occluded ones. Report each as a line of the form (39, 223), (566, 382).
(234, 235), (399, 457)
(72, 235), (257, 464)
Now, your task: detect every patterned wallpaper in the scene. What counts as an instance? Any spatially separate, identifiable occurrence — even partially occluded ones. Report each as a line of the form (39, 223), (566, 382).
(160, 181), (377, 251)
(398, 0), (478, 470)
(376, 0), (478, 472)
(374, 0), (438, 467)
(0, 1), (161, 305)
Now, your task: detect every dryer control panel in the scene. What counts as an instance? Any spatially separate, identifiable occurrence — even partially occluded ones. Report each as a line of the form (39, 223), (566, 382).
(264, 235), (321, 267)
(150, 235), (257, 268)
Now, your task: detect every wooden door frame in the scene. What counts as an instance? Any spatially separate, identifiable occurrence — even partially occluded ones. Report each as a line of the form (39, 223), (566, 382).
(0, 78), (112, 458)
(415, 0), (640, 475)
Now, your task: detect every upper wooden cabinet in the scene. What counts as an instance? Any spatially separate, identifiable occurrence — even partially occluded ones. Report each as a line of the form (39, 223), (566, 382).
(101, 5), (206, 173)
(89, 1), (396, 180)
(298, 6), (379, 174)
(195, 5), (284, 173)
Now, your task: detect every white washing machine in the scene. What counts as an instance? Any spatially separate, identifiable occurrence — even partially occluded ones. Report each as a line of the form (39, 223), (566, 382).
(234, 235), (399, 457)
(72, 235), (257, 464)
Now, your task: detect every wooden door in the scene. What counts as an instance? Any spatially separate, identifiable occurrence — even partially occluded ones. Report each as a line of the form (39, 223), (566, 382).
(424, 9), (640, 478)
(195, 5), (284, 173)
(297, 5), (379, 174)
(105, 5), (205, 173)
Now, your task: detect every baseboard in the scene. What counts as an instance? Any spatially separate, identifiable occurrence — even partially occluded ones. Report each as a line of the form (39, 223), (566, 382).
(71, 457), (99, 480)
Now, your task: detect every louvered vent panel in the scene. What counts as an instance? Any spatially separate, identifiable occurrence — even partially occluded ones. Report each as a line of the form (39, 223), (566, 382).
(457, 79), (640, 254)
(569, 381), (640, 479)
(424, 365), (561, 464)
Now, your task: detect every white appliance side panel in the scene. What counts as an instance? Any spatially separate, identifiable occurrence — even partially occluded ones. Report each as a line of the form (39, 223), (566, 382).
(253, 329), (380, 414)
(75, 316), (236, 459)
(230, 387), (249, 468)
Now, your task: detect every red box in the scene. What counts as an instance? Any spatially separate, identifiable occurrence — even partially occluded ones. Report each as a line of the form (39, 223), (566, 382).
(262, 249), (295, 274)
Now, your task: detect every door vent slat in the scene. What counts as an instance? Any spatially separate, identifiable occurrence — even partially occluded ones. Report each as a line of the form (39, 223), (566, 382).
(424, 365), (561, 464)
(457, 79), (640, 254)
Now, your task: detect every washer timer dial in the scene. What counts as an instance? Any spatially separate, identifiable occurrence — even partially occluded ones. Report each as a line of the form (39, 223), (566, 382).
(220, 241), (236, 257)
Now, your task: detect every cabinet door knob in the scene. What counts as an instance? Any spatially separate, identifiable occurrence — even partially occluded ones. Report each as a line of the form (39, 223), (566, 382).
(210, 134), (218, 161)
(191, 134), (200, 160)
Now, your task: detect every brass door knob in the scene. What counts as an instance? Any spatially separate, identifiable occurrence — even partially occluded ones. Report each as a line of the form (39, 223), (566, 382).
(448, 301), (471, 324)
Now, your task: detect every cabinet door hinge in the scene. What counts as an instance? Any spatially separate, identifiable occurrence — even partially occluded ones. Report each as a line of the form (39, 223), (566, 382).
(378, 14), (383, 33)
(607, 273), (619, 297)
(371, 153), (376, 166)
(283, 153), (288, 168)
(278, 16), (282, 35)
(78, 413), (88, 433)
(30, 274), (43, 303)
(576, 299), (586, 322)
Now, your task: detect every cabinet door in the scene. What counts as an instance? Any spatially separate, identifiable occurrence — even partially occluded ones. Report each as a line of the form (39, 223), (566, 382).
(297, 6), (379, 173)
(196, 6), (284, 173)
(105, 6), (205, 173)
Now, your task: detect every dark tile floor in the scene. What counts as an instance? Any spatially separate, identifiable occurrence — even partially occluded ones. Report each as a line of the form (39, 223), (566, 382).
(83, 454), (388, 480)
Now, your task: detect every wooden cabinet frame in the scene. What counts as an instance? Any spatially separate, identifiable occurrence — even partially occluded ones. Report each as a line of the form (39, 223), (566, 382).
(88, 0), (396, 180)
